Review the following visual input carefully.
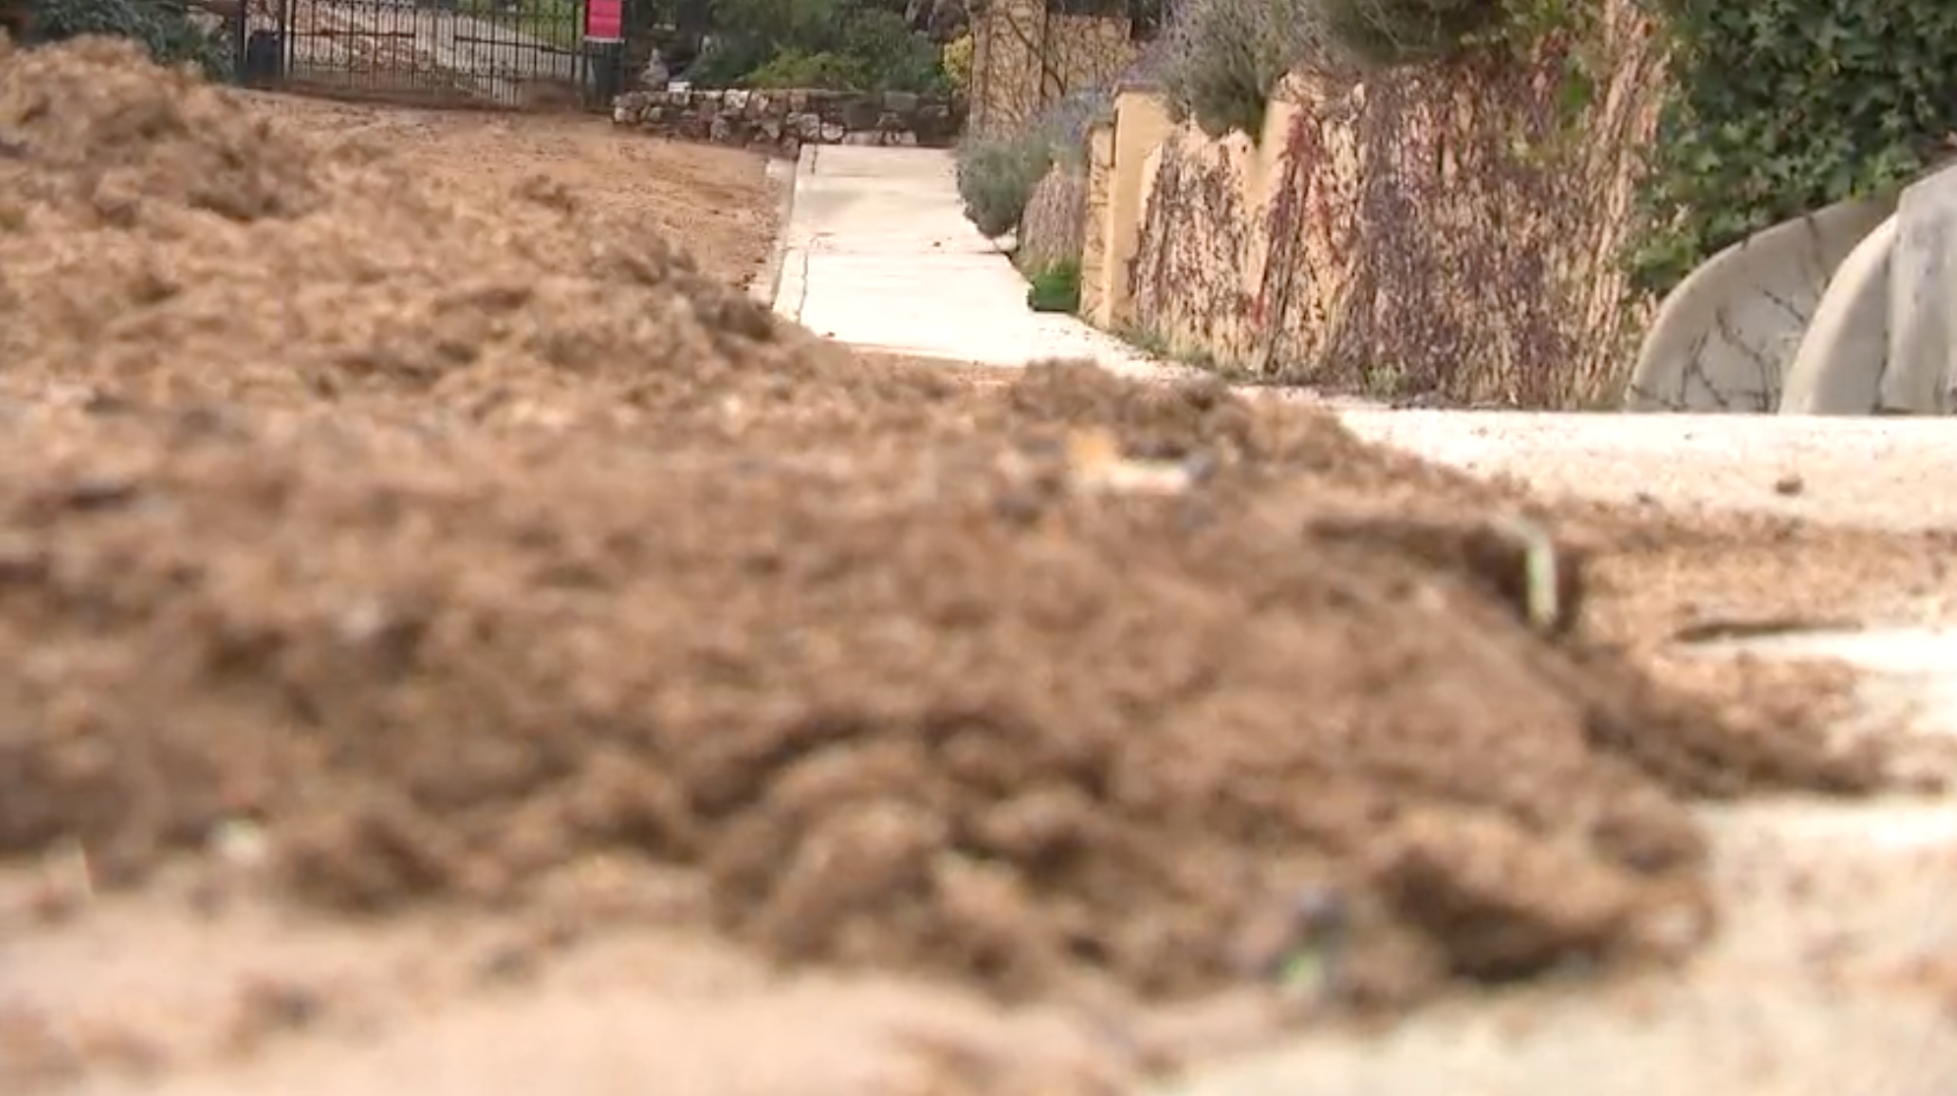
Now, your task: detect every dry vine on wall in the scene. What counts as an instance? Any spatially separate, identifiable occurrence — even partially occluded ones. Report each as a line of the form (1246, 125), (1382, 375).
(1129, 139), (1257, 357)
(1284, 31), (1656, 406)
(1129, 0), (1664, 407)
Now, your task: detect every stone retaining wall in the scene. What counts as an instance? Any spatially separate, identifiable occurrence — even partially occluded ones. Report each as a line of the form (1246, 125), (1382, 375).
(1083, 0), (1665, 409)
(611, 88), (964, 157)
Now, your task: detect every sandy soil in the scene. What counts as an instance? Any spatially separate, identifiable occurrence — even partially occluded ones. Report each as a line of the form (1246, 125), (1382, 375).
(1, 36), (1953, 1096)
(226, 90), (778, 289)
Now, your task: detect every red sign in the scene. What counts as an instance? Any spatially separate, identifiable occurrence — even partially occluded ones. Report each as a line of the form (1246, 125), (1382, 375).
(585, 0), (622, 41)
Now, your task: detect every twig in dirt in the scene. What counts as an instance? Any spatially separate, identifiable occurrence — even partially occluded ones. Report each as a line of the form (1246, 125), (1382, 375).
(1670, 617), (1863, 645)
(1491, 515), (1562, 634)
(1309, 514), (1585, 636)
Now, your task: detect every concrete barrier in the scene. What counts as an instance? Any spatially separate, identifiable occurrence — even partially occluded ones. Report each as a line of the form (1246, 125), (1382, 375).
(1884, 163), (1957, 413)
(1778, 214), (1895, 415)
(1624, 195), (1895, 412)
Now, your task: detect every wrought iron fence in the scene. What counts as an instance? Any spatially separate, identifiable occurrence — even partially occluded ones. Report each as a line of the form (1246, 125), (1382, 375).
(233, 0), (629, 110)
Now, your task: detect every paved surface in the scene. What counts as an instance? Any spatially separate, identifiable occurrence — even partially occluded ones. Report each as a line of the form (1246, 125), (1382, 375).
(771, 147), (1170, 376)
(769, 144), (1957, 1095)
(772, 150), (1957, 530)
(1334, 408), (1957, 530)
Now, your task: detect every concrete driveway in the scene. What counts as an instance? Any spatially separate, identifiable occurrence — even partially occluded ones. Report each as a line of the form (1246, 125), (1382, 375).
(772, 146), (1170, 377)
(768, 144), (1957, 1096)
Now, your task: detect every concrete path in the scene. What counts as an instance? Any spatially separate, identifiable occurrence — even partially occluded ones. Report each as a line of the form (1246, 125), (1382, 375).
(767, 145), (1957, 1096)
(770, 148), (1957, 528)
(770, 147), (1171, 376)
(1335, 408), (1957, 530)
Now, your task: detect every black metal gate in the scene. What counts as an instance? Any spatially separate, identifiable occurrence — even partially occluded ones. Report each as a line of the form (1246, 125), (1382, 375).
(238, 0), (611, 110)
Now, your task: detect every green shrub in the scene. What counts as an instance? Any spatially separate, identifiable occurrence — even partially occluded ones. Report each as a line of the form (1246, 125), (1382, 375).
(685, 39), (771, 87)
(833, 8), (946, 92)
(954, 91), (1106, 237)
(1026, 260), (1081, 313)
(1312, 0), (1505, 68)
(30, 0), (233, 79)
(744, 48), (869, 89)
(692, 0), (948, 92)
(1158, 0), (1324, 139)
(955, 133), (1052, 237)
(1156, 0), (1523, 139)
(1030, 89), (1111, 173)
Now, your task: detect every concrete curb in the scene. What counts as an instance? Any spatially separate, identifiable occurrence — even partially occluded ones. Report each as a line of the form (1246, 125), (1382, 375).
(766, 144), (819, 322)
(748, 147), (808, 310)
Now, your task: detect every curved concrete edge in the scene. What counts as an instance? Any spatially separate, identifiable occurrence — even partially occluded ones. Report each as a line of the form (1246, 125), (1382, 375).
(748, 148), (808, 309)
(767, 144), (821, 322)
(1625, 195), (1895, 413)
(1778, 214), (1896, 415)
(1884, 161), (1957, 414)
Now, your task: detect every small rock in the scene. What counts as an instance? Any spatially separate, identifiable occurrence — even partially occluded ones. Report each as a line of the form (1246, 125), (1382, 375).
(635, 56), (668, 90)
(209, 818), (271, 871)
(228, 979), (325, 1051)
(60, 475), (141, 511)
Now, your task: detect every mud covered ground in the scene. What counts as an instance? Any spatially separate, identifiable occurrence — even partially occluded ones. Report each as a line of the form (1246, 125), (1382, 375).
(2, 34), (1954, 1096)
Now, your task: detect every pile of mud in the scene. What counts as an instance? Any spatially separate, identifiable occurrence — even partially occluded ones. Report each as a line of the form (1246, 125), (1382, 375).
(0, 36), (884, 436)
(0, 386), (1879, 1006)
(0, 38), (1882, 1007)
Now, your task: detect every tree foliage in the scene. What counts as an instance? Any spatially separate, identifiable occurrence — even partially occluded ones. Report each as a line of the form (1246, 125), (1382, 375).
(685, 0), (950, 91)
(29, 0), (232, 78)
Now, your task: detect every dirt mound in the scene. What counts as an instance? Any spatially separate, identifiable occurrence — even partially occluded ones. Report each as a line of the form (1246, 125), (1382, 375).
(0, 39), (1884, 1009)
(0, 37), (876, 434)
(0, 378), (1879, 1005)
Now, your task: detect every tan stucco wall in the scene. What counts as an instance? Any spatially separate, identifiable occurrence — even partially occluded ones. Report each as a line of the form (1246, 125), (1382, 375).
(1079, 0), (1665, 407)
(1083, 91), (1172, 330)
(1079, 123), (1116, 321)
(969, 2), (1138, 138)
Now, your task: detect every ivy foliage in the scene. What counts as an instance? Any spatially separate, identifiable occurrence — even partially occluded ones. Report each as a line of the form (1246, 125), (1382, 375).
(1628, 0), (1957, 294)
(29, 0), (234, 79)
